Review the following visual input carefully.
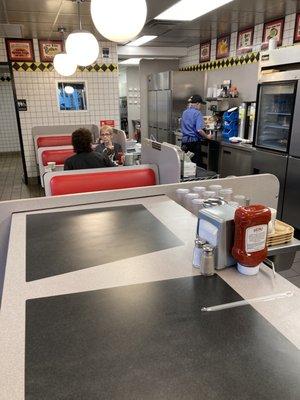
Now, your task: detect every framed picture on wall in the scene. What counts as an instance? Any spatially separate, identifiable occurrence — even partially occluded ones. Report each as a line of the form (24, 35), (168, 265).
(39, 40), (63, 62)
(199, 41), (211, 63)
(216, 35), (230, 59)
(5, 38), (35, 62)
(237, 27), (254, 54)
(262, 18), (284, 49)
(294, 13), (300, 43)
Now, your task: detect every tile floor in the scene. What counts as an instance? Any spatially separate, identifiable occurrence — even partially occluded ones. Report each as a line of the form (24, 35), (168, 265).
(0, 152), (44, 200)
(0, 153), (299, 288)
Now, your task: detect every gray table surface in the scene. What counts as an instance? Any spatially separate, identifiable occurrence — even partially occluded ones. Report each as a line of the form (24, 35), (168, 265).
(1, 195), (300, 400)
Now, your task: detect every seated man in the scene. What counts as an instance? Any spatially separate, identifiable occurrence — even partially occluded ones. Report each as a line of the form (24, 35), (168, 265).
(95, 125), (124, 164)
(64, 128), (115, 170)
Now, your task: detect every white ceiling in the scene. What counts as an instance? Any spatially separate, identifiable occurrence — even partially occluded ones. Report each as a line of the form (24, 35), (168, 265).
(0, 0), (300, 47)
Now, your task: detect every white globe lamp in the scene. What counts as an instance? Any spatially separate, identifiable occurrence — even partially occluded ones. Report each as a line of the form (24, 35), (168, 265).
(53, 53), (77, 77)
(91, 0), (147, 43)
(64, 85), (75, 95)
(66, 30), (99, 67)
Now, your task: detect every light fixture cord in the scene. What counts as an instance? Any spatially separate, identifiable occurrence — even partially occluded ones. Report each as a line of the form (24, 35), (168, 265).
(77, 0), (82, 31)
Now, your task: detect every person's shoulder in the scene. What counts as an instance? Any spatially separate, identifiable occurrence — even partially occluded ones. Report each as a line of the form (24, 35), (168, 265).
(66, 153), (77, 162)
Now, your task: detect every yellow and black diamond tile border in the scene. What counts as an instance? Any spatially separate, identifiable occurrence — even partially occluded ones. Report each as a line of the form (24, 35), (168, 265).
(11, 62), (118, 73)
(180, 52), (260, 72)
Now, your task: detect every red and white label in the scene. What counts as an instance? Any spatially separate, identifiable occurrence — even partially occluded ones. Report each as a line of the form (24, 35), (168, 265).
(245, 224), (268, 253)
(100, 120), (115, 127)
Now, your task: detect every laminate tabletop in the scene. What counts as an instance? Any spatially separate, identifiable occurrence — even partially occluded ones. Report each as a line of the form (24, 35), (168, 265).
(1, 195), (299, 400)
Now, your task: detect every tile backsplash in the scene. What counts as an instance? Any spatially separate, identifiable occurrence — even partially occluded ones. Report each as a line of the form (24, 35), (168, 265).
(0, 39), (120, 177)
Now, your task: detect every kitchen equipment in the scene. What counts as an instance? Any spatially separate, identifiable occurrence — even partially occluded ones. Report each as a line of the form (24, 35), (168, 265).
(199, 244), (215, 276)
(238, 102), (256, 140)
(254, 47), (300, 224)
(197, 204), (236, 270)
(147, 71), (205, 144)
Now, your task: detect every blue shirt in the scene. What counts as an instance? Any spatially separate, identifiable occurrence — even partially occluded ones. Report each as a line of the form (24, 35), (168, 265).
(181, 107), (205, 143)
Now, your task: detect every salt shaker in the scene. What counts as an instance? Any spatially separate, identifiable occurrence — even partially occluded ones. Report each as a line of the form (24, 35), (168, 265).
(200, 244), (215, 276)
(193, 237), (207, 269)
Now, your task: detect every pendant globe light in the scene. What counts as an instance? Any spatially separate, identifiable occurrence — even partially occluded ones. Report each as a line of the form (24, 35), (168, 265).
(66, 0), (99, 67)
(53, 28), (77, 77)
(90, 0), (147, 43)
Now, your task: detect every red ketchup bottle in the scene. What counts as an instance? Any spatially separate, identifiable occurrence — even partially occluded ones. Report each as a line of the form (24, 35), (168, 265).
(232, 205), (271, 275)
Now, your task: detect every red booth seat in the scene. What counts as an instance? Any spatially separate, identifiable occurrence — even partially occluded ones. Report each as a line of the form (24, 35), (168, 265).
(42, 149), (75, 166)
(37, 135), (72, 148)
(50, 168), (157, 196)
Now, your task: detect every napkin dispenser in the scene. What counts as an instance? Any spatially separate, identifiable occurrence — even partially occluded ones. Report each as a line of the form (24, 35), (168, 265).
(197, 204), (236, 270)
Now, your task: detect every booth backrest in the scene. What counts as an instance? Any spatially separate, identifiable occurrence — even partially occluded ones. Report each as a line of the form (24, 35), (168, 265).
(49, 168), (157, 196)
(37, 135), (72, 148)
(42, 149), (75, 166)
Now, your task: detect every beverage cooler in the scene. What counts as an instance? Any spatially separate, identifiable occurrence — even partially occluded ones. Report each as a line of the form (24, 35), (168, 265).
(253, 48), (300, 227)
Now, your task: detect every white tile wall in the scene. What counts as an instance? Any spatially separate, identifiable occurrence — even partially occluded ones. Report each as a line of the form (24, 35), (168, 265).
(211, 39), (217, 61)
(179, 13), (298, 68)
(179, 44), (199, 68)
(0, 38), (120, 177)
(0, 37), (7, 62)
(0, 74), (20, 152)
(283, 13), (297, 47)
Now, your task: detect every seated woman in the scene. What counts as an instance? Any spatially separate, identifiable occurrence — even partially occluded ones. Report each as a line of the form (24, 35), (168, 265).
(95, 125), (124, 164)
(64, 128), (115, 170)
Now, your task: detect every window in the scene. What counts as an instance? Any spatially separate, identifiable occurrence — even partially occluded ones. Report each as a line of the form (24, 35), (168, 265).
(57, 82), (87, 111)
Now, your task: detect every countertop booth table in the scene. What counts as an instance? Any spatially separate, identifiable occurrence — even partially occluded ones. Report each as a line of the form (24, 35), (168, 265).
(0, 174), (300, 400)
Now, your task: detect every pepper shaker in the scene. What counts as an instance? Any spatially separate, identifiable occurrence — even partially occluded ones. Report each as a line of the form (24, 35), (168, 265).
(200, 244), (215, 276)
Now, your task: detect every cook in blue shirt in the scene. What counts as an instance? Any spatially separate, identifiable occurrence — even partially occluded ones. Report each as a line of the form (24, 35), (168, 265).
(181, 95), (212, 167)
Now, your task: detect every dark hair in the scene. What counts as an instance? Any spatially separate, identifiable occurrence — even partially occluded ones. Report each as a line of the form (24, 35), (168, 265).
(72, 128), (93, 154)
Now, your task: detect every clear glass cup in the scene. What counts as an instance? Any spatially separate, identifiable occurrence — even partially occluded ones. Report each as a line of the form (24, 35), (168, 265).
(192, 186), (206, 198)
(233, 195), (246, 206)
(203, 190), (217, 200)
(184, 193), (199, 211)
(219, 188), (233, 202)
(191, 198), (205, 216)
(175, 188), (190, 204)
(209, 184), (223, 196)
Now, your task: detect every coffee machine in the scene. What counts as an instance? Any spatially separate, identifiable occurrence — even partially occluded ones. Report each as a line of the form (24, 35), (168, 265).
(197, 204), (236, 270)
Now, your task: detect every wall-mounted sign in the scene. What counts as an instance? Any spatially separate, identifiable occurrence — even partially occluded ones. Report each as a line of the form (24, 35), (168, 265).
(216, 35), (230, 59)
(262, 18), (284, 50)
(17, 99), (27, 111)
(5, 39), (35, 62)
(102, 48), (110, 58)
(237, 27), (254, 55)
(39, 40), (63, 62)
(199, 41), (211, 63)
(100, 120), (115, 127)
(294, 13), (300, 43)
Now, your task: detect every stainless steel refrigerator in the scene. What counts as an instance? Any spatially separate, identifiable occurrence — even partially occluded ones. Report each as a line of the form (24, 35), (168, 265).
(253, 48), (300, 227)
(148, 71), (204, 144)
